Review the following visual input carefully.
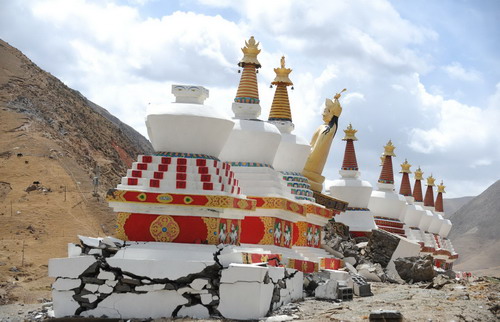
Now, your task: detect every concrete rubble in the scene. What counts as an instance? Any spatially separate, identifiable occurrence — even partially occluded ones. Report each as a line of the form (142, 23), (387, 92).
(48, 236), (304, 319)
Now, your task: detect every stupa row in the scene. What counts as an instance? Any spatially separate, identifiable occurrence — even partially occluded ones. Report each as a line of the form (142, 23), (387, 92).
(329, 127), (458, 269)
(48, 36), (458, 319)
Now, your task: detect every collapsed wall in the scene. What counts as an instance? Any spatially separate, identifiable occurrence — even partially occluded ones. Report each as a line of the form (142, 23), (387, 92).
(49, 236), (303, 319)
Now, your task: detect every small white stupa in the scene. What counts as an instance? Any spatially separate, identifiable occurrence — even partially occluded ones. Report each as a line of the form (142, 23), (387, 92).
(368, 140), (407, 236)
(329, 124), (377, 236)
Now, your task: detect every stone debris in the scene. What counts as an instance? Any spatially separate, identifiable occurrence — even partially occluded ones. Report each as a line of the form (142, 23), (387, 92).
(394, 255), (436, 283)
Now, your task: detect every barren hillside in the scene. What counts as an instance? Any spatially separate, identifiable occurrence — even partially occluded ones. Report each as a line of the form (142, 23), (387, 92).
(448, 180), (500, 273)
(0, 39), (152, 304)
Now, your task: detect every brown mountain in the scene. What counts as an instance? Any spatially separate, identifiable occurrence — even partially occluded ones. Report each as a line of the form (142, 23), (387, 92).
(0, 39), (152, 303)
(443, 196), (474, 219)
(448, 180), (500, 275)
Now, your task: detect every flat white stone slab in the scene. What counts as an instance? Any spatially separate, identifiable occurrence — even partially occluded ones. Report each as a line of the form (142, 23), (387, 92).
(52, 290), (79, 318)
(97, 270), (116, 280)
(81, 290), (188, 319)
(106, 258), (209, 280)
(49, 256), (96, 278)
(52, 278), (81, 291)
(177, 304), (210, 319)
(221, 264), (269, 283)
(218, 281), (274, 320)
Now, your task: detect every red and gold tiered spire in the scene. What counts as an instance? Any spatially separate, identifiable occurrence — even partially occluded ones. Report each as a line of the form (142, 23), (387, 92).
(341, 123), (359, 171)
(378, 140), (396, 184)
(268, 56), (293, 122)
(399, 159), (412, 196)
(413, 167), (424, 202)
(424, 175), (436, 207)
(234, 36), (261, 104)
(435, 181), (445, 212)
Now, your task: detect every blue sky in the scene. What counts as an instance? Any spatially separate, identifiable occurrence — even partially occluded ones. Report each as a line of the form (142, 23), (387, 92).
(1, 0), (499, 198)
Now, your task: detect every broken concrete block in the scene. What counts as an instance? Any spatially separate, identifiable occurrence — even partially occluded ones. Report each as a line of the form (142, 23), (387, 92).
(97, 270), (116, 280)
(78, 235), (102, 248)
(357, 263), (384, 282)
(67, 243), (81, 257)
(386, 237), (421, 280)
(177, 304), (210, 319)
(200, 293), (213, 305)
(350, 275), (372, 297)
(220, 263), (269, 284)
(324, 269), (349, 281)
(81, 293), (98, 303)
(52, 278), (81, 291)
(101, 236), (123, 247)
(98, 284), (113, 294)
(268, 266), (285, 282)
(82, 291), (188, 319)
(343, 256), (356, 266)
(88, 249), (102, 256)
(106, 258), (208, 280)
(337, 286), (353, 301)
(218, 281), (274, 320)
(52, 290), (79, 318)
(344, 262), (358, 274)
(48, 256), (96, 278)
(190, 278), (209, 290)
(314, 279), (338, 300)
(84, 284), (99, 293)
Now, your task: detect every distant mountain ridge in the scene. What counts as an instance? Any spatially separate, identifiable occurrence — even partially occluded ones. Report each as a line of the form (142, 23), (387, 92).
(448, 180), (500, 272)
(443, 196), (475, 219)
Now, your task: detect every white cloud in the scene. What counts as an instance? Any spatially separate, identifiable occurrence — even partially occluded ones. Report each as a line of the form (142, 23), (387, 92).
(442, 62), (482, 82)
(1, 0), (497, 197)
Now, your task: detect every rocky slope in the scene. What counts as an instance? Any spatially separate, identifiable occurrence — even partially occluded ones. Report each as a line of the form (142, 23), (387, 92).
(448, 180), (500, 272)
(0, 39), (152, 304)
(443, 196), (474, 219)
(0, 39), (153, 190)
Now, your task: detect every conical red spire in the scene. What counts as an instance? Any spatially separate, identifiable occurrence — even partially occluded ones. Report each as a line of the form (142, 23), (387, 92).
(413, 167), (424, 202)
(435, 181), (445, 212)
(378, 140), (395, 184)
(424, 175), (436, 207)
(341, 124), (358, 171)
(399, 159), (412, 196)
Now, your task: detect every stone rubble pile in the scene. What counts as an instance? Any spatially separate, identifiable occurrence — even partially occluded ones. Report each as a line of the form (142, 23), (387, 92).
(322, 221), (453, 285)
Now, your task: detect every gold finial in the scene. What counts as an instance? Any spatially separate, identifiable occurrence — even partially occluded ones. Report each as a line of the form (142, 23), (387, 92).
(342, 123), (358, 141)
(239, 36), (261, 67)
(379, 155), (386, 166)
(426, 174), (436, 186)
(383, 140), (396, 157)
(414, 166), (424, 180)
(400, 159), (412, 173)
(271, 56), (293, 86)
(437, 180), (446, 193)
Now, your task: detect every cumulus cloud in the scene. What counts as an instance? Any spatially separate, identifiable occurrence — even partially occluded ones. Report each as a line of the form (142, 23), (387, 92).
(0, 0), (497, 197)
(442, 62), (482, 82)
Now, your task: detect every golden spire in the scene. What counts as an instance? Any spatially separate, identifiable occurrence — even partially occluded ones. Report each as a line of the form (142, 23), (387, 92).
(382, 140), (396, 157)
(342, 123), (358, 141)
(239, 36), (261, 67)
(414, 166), (424, 180)
(437, 180), (446, 193)
(271, 56), (293, 86)
(426, 174), (436, 186)
(400, 159), (412, 173)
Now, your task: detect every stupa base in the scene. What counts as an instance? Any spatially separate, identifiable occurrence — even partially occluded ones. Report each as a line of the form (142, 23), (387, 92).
(49, 236), (346, 319)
